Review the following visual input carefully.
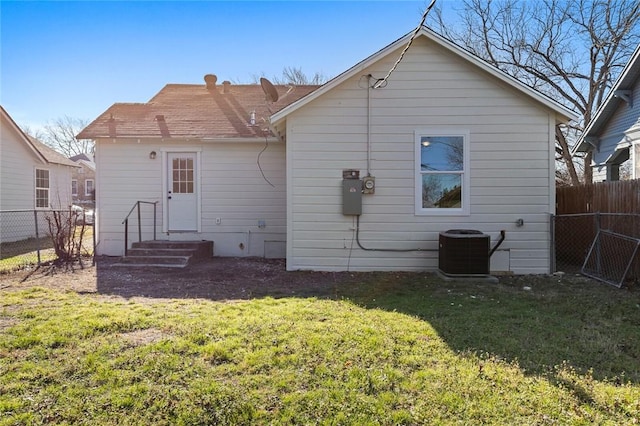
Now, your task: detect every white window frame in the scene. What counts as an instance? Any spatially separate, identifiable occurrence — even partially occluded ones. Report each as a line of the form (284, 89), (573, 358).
(85, 179), (94, 196)
(414, 129), (470, 216)
(72, 179), (78, 196)
(35, 168), (50, 210)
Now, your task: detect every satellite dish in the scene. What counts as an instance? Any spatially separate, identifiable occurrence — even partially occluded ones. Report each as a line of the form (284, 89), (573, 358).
(260, 77), (279, 102)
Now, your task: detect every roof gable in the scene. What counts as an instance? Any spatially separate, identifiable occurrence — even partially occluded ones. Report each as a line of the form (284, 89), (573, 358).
(70, 153), (96, 171)
(573, 43), (640, 154)
(271, 27), (578, 126)
(1, 105), (77, 168)
(1, 105), (48, 164)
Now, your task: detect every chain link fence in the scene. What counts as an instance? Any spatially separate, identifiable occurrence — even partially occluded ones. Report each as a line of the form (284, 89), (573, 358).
(0, 210), (94, 273)
(552, 213), (640, 287)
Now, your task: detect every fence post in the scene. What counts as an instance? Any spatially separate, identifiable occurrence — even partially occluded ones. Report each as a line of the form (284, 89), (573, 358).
(550, 213), (556, 274)
(33, 210), (41, 265)
(92, 213), (96, 266)
(594, 212), (602, 274)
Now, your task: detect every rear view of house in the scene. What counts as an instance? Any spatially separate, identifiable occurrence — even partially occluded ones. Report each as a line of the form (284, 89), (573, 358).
(78, 78), (318, 258)
(80, 27), (577, 274)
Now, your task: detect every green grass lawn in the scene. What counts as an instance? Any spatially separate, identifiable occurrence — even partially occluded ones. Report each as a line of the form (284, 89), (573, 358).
(1, 273), (639, 424)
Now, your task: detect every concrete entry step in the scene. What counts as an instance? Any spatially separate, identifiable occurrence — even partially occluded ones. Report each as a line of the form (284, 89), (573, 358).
(125, 248), (198, 257)
(132, 240), (213, 258)
(112, 240), (213, 268)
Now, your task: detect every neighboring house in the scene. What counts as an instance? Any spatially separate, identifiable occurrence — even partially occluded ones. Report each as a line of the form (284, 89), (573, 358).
(69, 153), (96, 208)
(79, 28), (577, 274)
(573, 44), (640, 181)
(1, 105), (77, 242)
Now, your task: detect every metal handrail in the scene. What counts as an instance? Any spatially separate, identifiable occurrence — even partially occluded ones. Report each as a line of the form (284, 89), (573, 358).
(122, 201), (158, 256)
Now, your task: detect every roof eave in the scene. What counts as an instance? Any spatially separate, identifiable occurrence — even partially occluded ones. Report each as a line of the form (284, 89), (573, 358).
(91, 136), (281, 143)
(572, 44), (640, 156)
(49, 160), (81, 168)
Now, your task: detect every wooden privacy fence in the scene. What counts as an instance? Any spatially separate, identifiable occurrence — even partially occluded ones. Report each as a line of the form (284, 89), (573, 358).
(556, 179), (640, 214)
(554, 179), (640, 285)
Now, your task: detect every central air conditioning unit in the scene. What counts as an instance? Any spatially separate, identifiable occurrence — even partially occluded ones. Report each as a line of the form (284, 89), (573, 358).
(439, 229), (490, 276)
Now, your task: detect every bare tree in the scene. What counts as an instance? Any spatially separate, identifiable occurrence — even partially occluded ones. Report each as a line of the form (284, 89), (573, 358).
(248, 66), (329, 85)
(42, 116), (94, 158)
(20, 124), (46, 141)
(272, 66), (328, 85)
(46, 209), (89, 265)
(428, 0), (640, 184)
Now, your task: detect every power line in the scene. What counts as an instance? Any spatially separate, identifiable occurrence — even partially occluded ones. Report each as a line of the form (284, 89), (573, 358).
(373, 0), (437, 89)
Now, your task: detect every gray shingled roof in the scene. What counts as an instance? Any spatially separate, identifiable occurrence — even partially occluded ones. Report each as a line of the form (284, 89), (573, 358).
(27, 136), (78, 167)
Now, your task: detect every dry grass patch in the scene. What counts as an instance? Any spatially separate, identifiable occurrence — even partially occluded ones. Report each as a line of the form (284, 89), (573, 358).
(118, 329), (173, 347)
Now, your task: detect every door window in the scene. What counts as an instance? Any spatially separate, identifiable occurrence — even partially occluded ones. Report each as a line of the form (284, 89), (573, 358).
(172, 157), (194, 193)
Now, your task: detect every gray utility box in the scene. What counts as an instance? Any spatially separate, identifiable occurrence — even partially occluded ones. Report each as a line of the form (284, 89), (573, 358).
(439, 229), (490, 275)
(342, 179), (362, 215)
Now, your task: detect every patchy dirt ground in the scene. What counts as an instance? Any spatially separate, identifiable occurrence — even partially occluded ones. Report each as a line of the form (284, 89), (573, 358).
(0, 255), (611, 302)
(0, 256), (361, 301)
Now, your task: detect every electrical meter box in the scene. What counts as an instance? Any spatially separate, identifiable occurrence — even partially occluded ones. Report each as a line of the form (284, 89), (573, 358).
(342, 169), (362, 215)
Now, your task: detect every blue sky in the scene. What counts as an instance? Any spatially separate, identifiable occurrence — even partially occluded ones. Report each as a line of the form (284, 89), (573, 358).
(1, 1), (454, 132)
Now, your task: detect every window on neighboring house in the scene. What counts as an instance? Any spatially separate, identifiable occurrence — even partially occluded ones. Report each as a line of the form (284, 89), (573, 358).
(72, 180), (78, 196)
(85, 179), (94, 197)
(35, 168), (50, 209)
(415, 130), (469, 215)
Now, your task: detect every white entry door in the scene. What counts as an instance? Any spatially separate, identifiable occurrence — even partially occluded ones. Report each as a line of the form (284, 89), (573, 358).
(167, 152), (198, 231)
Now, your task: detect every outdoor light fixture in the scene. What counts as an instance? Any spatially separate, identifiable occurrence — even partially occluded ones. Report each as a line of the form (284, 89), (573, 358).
(149, 151), (157, 160)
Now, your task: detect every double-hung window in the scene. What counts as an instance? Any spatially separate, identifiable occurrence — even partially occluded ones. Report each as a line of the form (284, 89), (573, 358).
(35, 168), (50, 209)
(72, 180), (78, 196)
(85, 179), (94, 197)
(415, 130), (470, 215)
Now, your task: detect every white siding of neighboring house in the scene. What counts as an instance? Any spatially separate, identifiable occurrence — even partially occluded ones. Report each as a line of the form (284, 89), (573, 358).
(95, 138), (286, 257)
(591, 79), (640, 181)
(1, 120), (40, 243)
(0, 118), (40, 211)
(1, 117), (73, 243)
(47, 164), (73, 209)
(286, 37), (559, 274)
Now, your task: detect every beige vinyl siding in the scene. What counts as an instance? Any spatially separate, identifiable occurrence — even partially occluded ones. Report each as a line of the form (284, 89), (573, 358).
(95, 138), (286, 257)
(287, 36), (557, 274)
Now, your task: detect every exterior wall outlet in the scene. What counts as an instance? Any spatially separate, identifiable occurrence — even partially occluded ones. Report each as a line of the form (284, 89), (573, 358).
(215, 217), (222, 225)
(258, 220), (266, 228)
